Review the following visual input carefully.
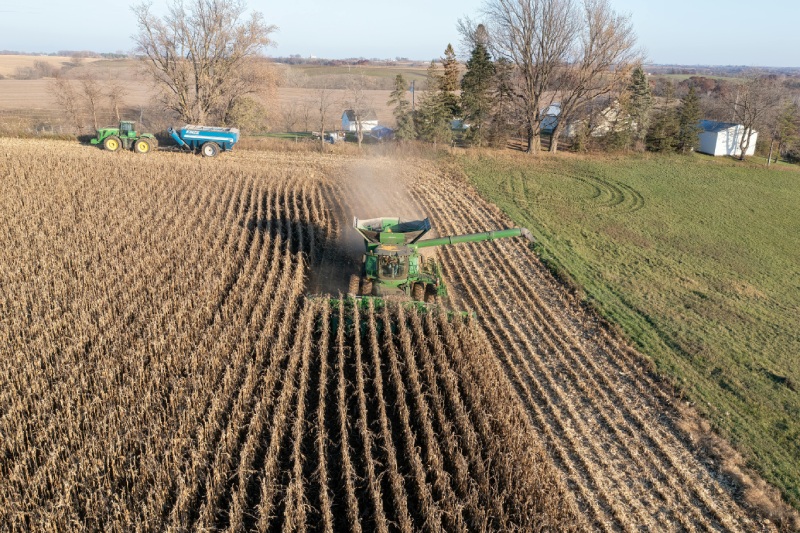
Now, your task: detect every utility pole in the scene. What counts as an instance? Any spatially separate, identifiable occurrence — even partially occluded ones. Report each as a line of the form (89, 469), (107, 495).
(411, 80), (415, 113)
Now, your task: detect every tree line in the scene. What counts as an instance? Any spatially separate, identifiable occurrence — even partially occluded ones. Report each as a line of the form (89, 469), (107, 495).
(43, 0), (800, 163)
(384, 0), (800, 162)
(383, 0), (640, 154)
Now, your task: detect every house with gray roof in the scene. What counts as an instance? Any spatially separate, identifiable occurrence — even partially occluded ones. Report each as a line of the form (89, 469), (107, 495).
(342, 110), (379, 132)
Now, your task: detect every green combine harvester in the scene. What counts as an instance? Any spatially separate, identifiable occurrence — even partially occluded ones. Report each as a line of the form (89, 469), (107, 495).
(350, 216), (534, 302)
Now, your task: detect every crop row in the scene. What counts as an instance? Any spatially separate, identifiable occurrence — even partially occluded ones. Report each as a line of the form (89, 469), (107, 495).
(408, 159), (764, 532)
(0, 140), (577, 531)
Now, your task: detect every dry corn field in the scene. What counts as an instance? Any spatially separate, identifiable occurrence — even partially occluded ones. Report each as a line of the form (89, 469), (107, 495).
(0, 138), (774, 532)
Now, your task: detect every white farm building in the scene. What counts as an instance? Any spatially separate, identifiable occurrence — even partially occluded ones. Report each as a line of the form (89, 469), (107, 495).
(697, 121), (758, 157)
(342, 110), (379, 132)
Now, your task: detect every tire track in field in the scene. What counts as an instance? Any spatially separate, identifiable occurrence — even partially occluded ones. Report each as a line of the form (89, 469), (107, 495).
(405, 160), (768, 532)
(566, 171), (645, 214)
(436, 189), (729, 530)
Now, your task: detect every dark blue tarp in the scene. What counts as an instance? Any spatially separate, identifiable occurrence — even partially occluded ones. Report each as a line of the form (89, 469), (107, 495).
(370, 126), (394, 140)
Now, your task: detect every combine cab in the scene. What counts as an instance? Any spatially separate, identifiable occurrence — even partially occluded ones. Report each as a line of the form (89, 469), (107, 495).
(350, 216), (533, 302)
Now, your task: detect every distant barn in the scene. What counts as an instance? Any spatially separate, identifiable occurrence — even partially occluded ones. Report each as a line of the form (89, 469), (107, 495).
(697, 120), (758, 157)
(342, 110), (378, 132)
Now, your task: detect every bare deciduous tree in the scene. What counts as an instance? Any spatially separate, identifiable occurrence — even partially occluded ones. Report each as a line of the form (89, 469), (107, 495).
(316, 85), (335, 151)
(105, 78), (129, 122)
(51, 76), (84, 133)
(480, 0), (578, 153)
(345, 74), (370, 148)
(768, 101), (800, 165)
(218, 58), (277, 125)
(132, 0), (276, 124)
(300, 102), (313, 132)
(465, 0), (637, 153)
(549, 0), (638, 152)
(281, 102), (299, 132)
(722, 75), (783, 160)
(79, 75), (104, 131)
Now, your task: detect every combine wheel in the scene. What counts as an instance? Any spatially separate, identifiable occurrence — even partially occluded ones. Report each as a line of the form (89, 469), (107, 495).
(412, 283), (425, 301)
(424, 286), (439, 304)
(103, 136), (121, 152)
(201, 142), (220, 157)
(348, 275), (361, 296)
(133, 138), (152, 154)
(360, 279), (373, 297)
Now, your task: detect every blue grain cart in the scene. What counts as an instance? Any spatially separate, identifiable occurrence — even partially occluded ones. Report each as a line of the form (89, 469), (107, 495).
(168, 125), (240, 157)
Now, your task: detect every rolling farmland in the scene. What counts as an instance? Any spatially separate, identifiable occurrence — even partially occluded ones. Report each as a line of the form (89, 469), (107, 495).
(460, 152), (800, 514)
(0, 138), (785, 531)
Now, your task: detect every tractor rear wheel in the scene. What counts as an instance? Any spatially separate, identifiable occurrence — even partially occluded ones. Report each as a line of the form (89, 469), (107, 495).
(133, 138), (152, 154)
(412, 283), (425, 301)
(103, 136), (121, 152)
(201, 142), (220, 157)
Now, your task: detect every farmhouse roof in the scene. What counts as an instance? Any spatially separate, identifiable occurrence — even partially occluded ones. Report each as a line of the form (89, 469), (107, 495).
(699, 120), (741, 133)
(541, 102), (561, 116)
(343, 109), (378, 121)
(370, 125), (394, 139)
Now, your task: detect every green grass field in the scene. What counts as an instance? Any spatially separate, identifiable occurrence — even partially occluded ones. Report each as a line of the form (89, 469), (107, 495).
(655, 73), (743, 82)
(458, 152), (800, 509)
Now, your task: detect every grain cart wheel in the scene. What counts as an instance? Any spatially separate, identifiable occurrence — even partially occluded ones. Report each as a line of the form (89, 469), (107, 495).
(201, 142), (220, 157)
(133, 138), (152, 154)
(103, 136), (121, 152)
(412, 283), (425, 301)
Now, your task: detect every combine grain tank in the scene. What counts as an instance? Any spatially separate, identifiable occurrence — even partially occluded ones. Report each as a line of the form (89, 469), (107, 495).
(350, 216), (534, 301)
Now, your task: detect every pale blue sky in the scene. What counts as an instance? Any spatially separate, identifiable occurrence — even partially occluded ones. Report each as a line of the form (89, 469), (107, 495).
(0, 0), (797, 66)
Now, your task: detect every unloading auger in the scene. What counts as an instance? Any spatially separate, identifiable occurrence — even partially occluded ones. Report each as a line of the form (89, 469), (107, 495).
(350, 216), (534, 301)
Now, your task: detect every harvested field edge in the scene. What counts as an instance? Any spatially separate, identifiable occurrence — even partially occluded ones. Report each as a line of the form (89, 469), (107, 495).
(419, 157), (799, 529)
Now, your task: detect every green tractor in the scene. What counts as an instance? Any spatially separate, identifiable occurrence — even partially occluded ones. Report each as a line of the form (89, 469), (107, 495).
(350, 217), (534, 302)
(90, 120), (157, 154)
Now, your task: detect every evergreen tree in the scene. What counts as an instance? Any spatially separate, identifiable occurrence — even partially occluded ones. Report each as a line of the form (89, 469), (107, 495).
(416, 61), (452, 145)
(607, 92), (633, 150)
(677, 86), (702, 153)
(439, 44), (461, 118)
(460, 41), (495, 146)
(388, 74), (416, 141)
(627, 65), (652, 148)
(646, 80), (679, 152)
(487, 57), (515, 148)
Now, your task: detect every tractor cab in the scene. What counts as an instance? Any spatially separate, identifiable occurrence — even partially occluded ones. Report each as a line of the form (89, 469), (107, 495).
(119, 121), (136, 137)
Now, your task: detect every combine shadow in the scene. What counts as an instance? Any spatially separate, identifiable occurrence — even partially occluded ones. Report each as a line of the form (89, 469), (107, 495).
(239, 216), (360, 296)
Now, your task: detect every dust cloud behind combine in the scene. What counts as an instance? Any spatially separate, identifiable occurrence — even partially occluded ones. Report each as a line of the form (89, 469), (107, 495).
(307, 155), (432, 296)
